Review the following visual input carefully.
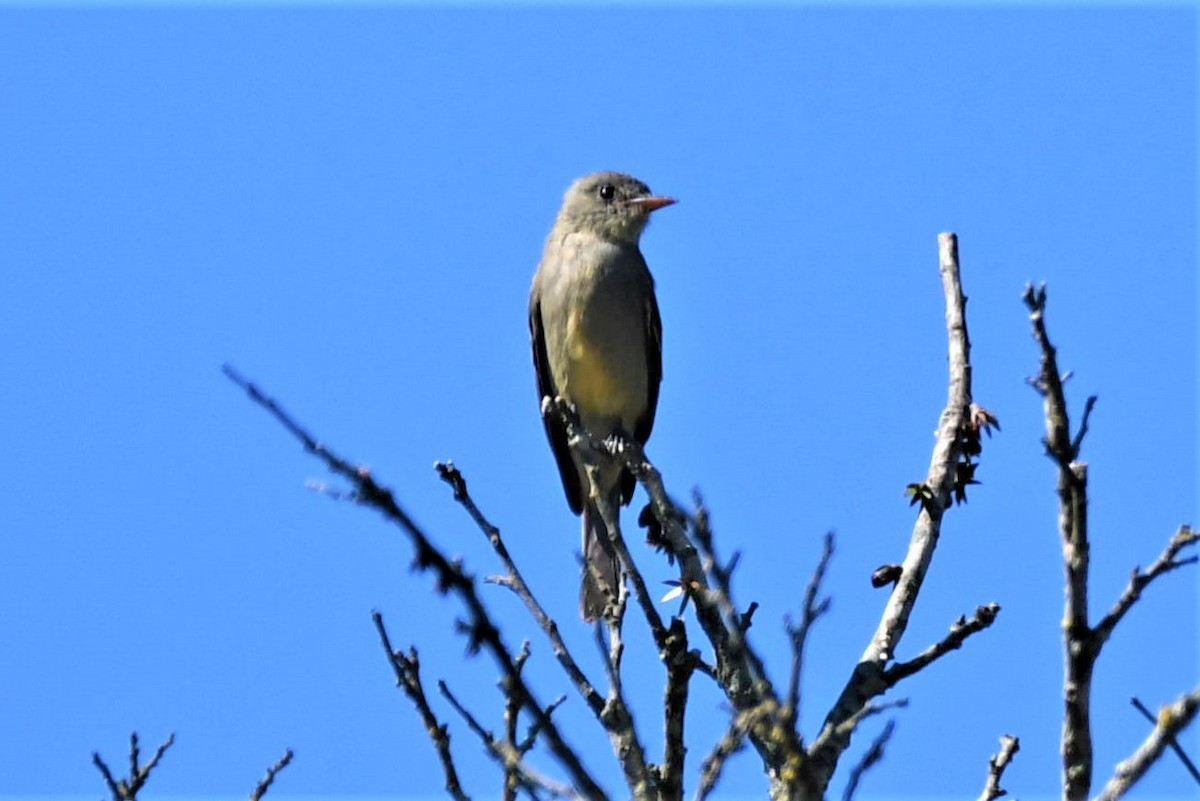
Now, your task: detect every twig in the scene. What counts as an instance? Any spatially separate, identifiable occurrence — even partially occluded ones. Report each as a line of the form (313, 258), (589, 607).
(841, 719), (897, 801)
(884, 603), (1001, 685)
(248, 749), (294, 801)
(976, 735), (1020, 801)
(500, 642), (532, 801)
(435, 460), (606, 720)
(224, 365), (605, 799)
(1093, 689), (1200, 801)
(92, 732), (176, 801)
(810, 233), (976, 793)
(580, 446), (671, 648)
(1093, 526), (1198, 646)
(785, 532), (835, 728)
(374, 613), (470, 801)
(660, 617), (694, 801)
(439, 680), (580, 800)
(1130, 696), (1200, 784)
(543, 399), (792, 778)
(693, 705), (769, 801)
(810, 699), (909, 759)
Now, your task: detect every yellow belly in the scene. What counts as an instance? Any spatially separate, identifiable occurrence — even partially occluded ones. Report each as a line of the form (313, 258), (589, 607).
(565, 316), (639, 422)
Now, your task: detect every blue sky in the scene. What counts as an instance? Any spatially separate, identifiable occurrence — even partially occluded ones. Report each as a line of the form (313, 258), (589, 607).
(1, 4), (1196, 800)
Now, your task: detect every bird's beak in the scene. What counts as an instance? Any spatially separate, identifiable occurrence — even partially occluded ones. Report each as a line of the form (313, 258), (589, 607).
(626, 195), (677, 213)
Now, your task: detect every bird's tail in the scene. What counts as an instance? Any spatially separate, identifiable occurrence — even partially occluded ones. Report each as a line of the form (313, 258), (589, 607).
(580, 490), (622, 621)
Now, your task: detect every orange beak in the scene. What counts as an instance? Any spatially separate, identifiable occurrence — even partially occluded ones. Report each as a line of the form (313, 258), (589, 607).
(626, 195), (677, 213)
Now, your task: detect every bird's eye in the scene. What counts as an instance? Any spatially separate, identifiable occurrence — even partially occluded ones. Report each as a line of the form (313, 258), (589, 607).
(598, 184), (616, 201)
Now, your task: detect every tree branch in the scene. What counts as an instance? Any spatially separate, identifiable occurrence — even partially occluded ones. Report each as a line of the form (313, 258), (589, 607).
(1093, 689), (1200, 801)
(1024, 282), (1097, 801)
(1025, 286), (1199, 801)
(883, 603), (1001, 685)
(1093, 525), (1198, 646)
(784, 532), (834, 730)
(1130, 695), (1200, 784)
(248, 749), (294, 801)
(542, 399), (798, 790)
(439, 679), (580, 800)
(225, 365), (605, 799)
(810, 232), (978, 793)
(373, 614), (471, 801)
(434, 460), (606, 720)
(92, 732), (176, 801)
(975, 734), (1020, 801)
(840, 719), (897, 801)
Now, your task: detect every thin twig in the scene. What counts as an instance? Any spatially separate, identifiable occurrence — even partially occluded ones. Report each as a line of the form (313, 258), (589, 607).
(693, 705), (770, 801)
(841, 719), (897, 801)
(248, 749), (294, 801)
(884, 603), (1001, 685)
(1093, 526), (1198, 646)
(1094, 689), (1200, 801)
(976, 735), (1020, 801)
(435, 461), (606, 720)
(92, 732), (176, 801)
(1130, 696), (1200, 784)
(544, 399), (791, 780)
(785, 532), (835, 728)
(373, 613), (470, 801)
(224, 365), (605, 799)
(439, 680), (580, 800)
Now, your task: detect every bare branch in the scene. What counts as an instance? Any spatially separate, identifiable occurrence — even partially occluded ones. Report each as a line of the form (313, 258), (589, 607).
(810, 699), (909, 760)
(224, 366), (605, 799)
(1130, 695), (1200, 783)
(1093, 689), (1200, 801)
(435, 460), (606, 720)
(1024, 290), (1198, 800)
(584, 598), (655, 800)
(785, 532), (835, 729)
(811, 233), (977, 792)
(1023, 283), (1096, 801)
(374, 614), (470, 801)
(543, 399), (796, 784)
(841, 719), (897, 801)
(439, 680), (581, 801)
(248, 749), (294, 801)
(976, 735), (1020, 801)
(92, 732), (176, 801)
(693, 705), (769, 801)
(576, 437), (671, 646)
(1093, 526), (1198, 646)
(658, 617), (695, 801)
(502, 642), (532, 801)
(884, 603), (1001, 685)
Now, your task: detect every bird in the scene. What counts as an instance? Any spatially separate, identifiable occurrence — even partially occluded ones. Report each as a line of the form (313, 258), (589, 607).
(528, 171), (675, 620)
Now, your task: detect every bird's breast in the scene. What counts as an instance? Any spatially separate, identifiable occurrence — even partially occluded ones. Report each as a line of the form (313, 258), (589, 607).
(564, 306), (644, 422)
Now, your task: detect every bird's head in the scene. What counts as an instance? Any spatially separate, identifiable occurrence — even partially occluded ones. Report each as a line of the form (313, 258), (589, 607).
(556, 171), (676, 244)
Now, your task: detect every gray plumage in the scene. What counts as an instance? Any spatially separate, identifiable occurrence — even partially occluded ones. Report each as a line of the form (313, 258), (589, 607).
(529, 171), (674, 620)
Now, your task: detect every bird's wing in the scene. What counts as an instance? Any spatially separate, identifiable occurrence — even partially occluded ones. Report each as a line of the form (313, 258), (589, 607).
(529, 283), (584, 515)
(634, 279), (663, 446)
(621, 273), (662, 507)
